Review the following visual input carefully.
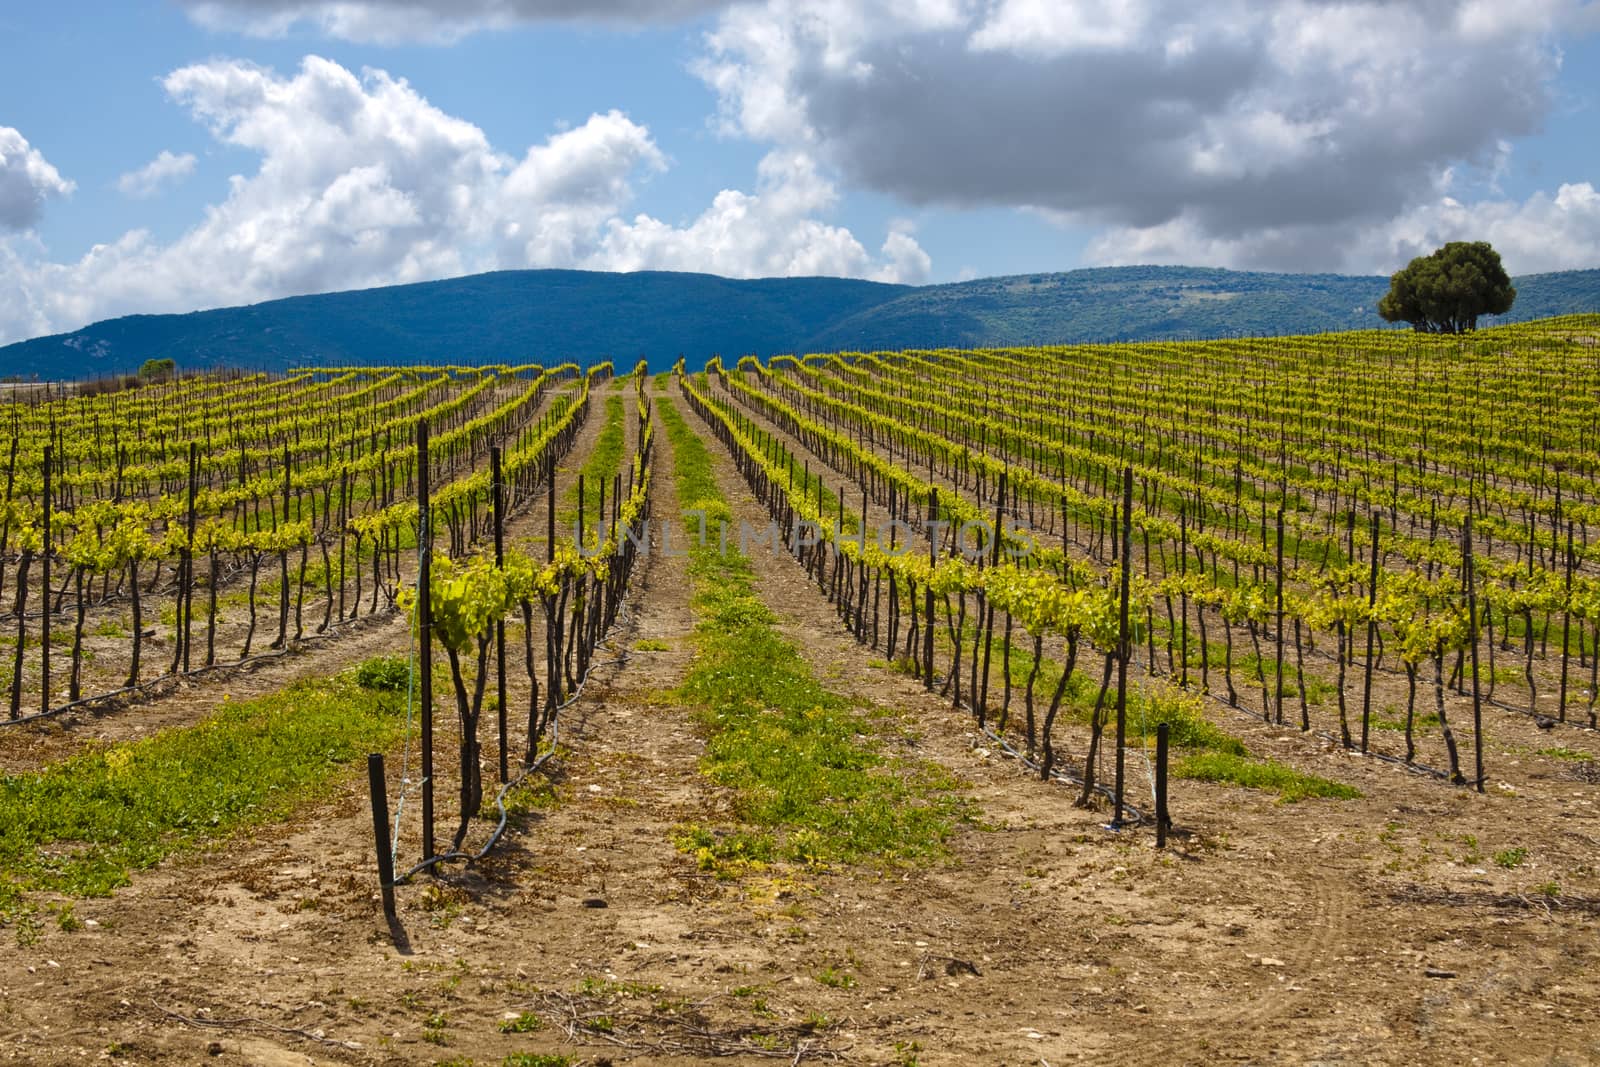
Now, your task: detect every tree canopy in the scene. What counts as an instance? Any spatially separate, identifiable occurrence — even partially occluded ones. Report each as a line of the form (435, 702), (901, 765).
(138, 357), (176, 381)
(1378, 241), (1515, 333)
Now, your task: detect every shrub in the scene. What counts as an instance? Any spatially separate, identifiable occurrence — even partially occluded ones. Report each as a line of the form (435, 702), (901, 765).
(356, 655), (410, 692)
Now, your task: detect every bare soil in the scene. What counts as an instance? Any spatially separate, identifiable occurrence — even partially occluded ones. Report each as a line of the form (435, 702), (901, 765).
(1, 389), (1597, 1067)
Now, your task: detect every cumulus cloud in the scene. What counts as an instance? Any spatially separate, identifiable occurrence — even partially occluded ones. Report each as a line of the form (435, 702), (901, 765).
(1377, 183), (1600, 275)
(696, 0), (1598, 267)
(180, 0), (731, 43)
(116, 150), (198, 198)
(1085, 183), (1600, 276)
(0, 54), (926, 345)
(0, 127), (74, 231)
(594, 150), (930, 283)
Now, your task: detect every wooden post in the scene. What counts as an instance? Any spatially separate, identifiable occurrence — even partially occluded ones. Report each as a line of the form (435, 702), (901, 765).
(183, 442), (198, 674)
(1273, 507), (1284, 726)
(492, 445), (508, 783)
(40, 445), (50, 713)
(925, 488), (937, 690)
(1464, 515), (1484, 793)
(1114, 467), (1132, 828)
(1155, 722), (1170, 849)
(1361, 512), (1380, 753)
(367, 753), (397, 920)
(417, 420), (434, 861)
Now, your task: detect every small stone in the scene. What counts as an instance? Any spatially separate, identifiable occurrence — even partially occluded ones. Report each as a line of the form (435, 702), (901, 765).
(1425, 967), (1457, 979)
(581, 897), (608, 909)
(1259, 957), (1285, 967)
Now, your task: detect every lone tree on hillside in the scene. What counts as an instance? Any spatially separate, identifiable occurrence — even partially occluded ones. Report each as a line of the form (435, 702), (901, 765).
(138, 357), (176, 382)
(1378, 241), (1515, 333)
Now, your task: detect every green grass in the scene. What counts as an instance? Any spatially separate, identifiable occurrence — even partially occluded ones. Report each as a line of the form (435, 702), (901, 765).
(503, 1055), (571, 1067)
(659, 396), (968, 867)
(1372, 708), (1440, 733)
(0, 666), (404, 927)
(1172, 751), (1361, 803)
(1538, 746), (1594, 762)
(558, 391), (627, 537)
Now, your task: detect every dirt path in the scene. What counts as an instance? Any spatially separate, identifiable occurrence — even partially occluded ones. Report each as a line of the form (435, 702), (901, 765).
(673, 387), (1600, 1066)
(1, 383), (747, 1067)
(2, 388), (1597, 1067)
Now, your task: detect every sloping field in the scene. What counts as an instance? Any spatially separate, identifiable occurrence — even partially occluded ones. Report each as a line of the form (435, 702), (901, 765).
(1, 320), (1597, 1066)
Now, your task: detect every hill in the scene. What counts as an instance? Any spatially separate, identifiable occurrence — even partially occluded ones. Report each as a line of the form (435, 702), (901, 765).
(3, 265), (1597, 378)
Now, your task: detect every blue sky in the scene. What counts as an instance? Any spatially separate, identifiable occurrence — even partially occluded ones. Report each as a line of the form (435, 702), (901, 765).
(0, 0), (1596, 344)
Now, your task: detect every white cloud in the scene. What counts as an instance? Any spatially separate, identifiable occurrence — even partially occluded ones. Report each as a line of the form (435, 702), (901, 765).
(970, 0), (1156, 55)
(696, 0), (1599, 267)
(1084, 183), (1600, 275)
(0, 55), (928, 345)
(180, 0), (731, 43)
(0, 127), (74, 231)
(116, 150), (198, 198)
(594, 149), (929, 282)
(1364, 183), (1600, 275)
(878, 220), (931, 284)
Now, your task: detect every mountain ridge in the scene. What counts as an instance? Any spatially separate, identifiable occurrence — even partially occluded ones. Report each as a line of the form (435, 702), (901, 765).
(4, 264), (1597, 378)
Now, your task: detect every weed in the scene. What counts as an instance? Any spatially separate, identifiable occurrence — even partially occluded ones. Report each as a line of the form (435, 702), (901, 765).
(502, 1055), (570, 1067)
(499, 1012), (545, 1034)
(814, 966), (856, 989)
(1493, 847), (1529, 869)
(1538, 746), (1593, 762)
(575, 976), (661, 999)
(1172, 752), (1360, 802)
(356, 655), (410, 692)
(501, 776), (559, 816)
(673, 824), (775, 878)
(894, 1039), (923, 1066)
(420, 883), (465, 929)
